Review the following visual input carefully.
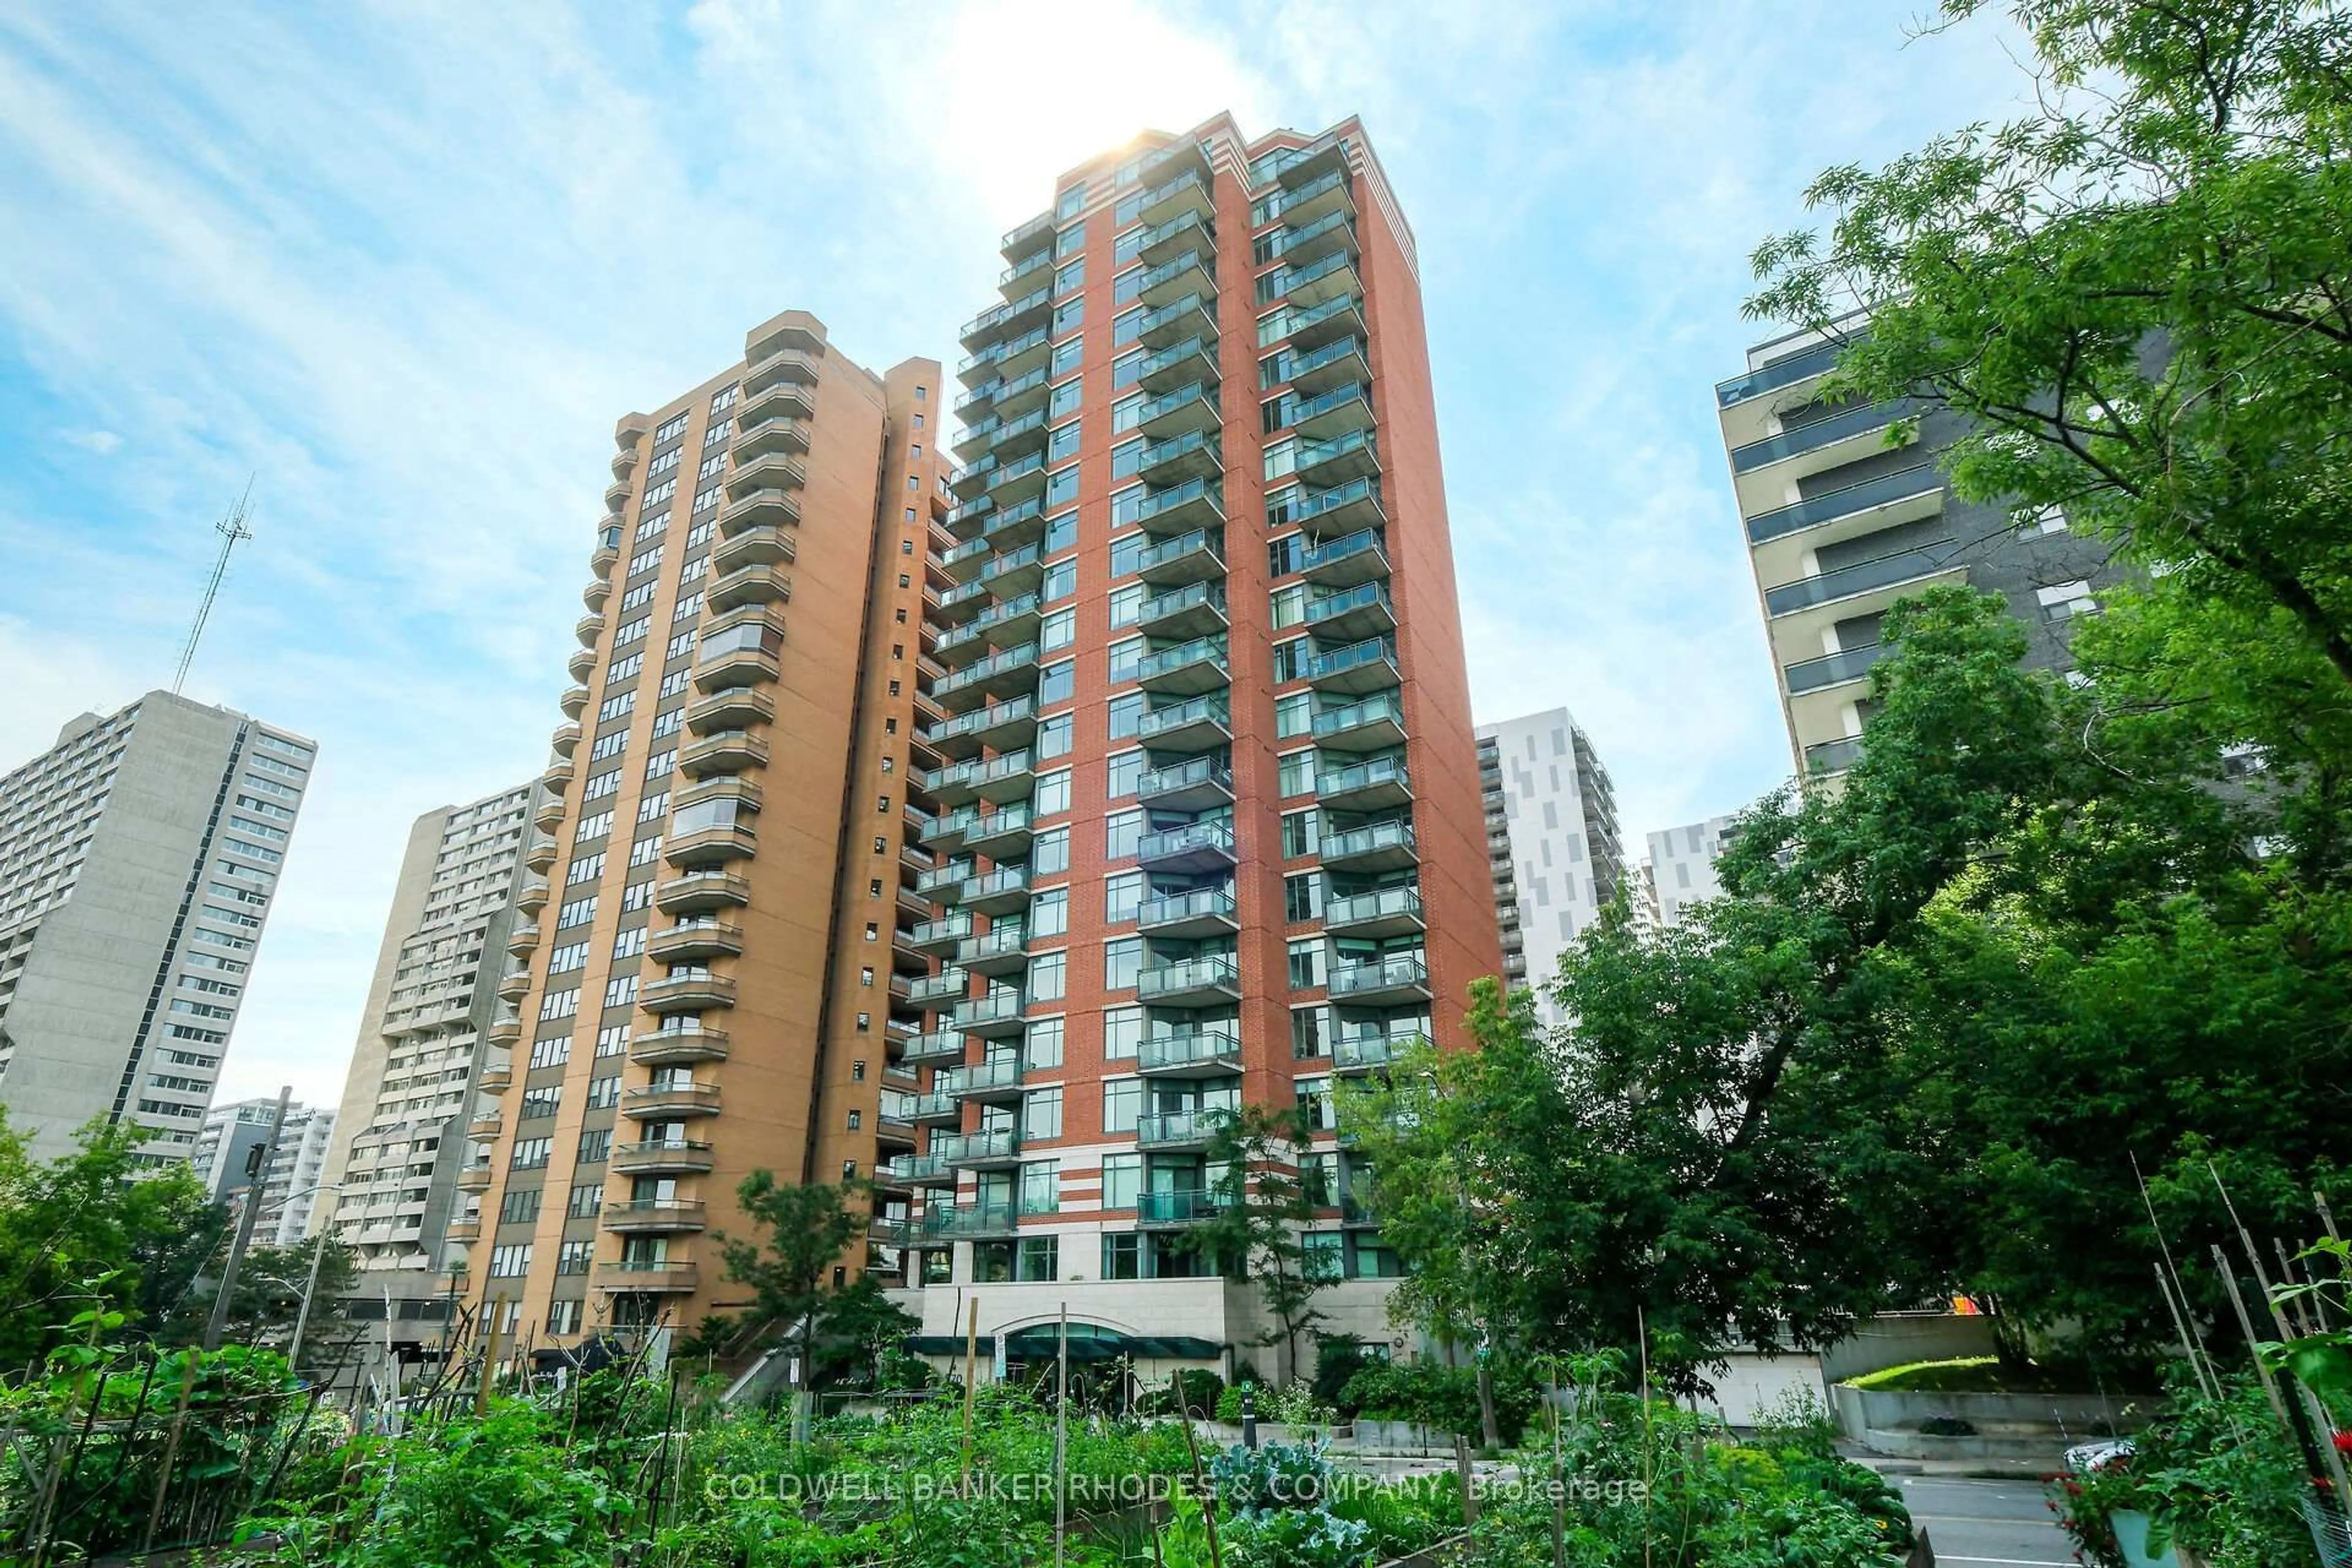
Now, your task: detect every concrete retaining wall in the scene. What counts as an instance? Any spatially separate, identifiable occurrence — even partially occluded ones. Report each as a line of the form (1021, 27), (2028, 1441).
(1830, 1384), (2150, 1443)
(1819, 1314), (2000, 1384)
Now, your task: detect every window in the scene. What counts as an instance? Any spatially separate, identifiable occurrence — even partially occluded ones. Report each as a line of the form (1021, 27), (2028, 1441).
(500, 1188), (541, 1224)
(1292, 1006), (1329, 1060)
(548, 941), (590, 973)
(574, 810), (613, 842)
(1031, 886), (1069, 938)
(1276, 692), (1313, 739)
(1042, 559), (1077, 603)
(556, 1240), (594, 1276)
(1273, 638), (1310, 683)
(1030, 949), (1066, 1002)
(1281, 810), (1320, 858)
(612, 926), (645, 959)
(1105, 937), (1143, 991)
(1024, 1087), (1063, 1141)
(576, 1128), (611, 1164)
(586, 1074), (622, 1109)
(1102, 1153), (1141, 1209)
(1041, 608), (1076, 651)
(540, 989), (579, 1021)
(1288, 938), (1326, 990)
(1108, 582), (1145, 629)
(1107, 750), (1144, 799)
(510, 1139), (552, 1171)
(548, 1299), (584, 1336)
(1039, 660), (1075, 707)
(1034, 769), (1072, 817)
(1050, 377), (1084, 418)
(1105, 870), (1145, 924)
(1051, 337), (1083, 378)
(595, 1023), (631, 1057)
(1278, 751), (1317, 797)
(1039, 713), (1074, 758)
(1103, 1078), (1142, 1133)
(1285, 872), (1324, 922)
(1104, 1005), (1142, 1059)
(1269, 534), (1305, 578)
(1019, 1235), (1060, 1282)
(567, 1183), (604, 1218)
(488, 1243), (533, 1277)
(521, 1085), (562, 1120)
(603, 974), (638, 1008)
(1105, 810), (1145, 860)
(1027, 1016), (1065, 1069)
(1108, 638), (1145, 685)
(1107, 693), (1144, 741)
(1032, 827), (1070, 877)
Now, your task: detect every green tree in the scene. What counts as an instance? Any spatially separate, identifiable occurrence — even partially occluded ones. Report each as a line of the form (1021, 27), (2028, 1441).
(1178, 1102), (1336, 1387)
(714, 1170), (869, 1397)
(1747, 0), (2352, 875)
(0, 1113), (227, 1370)
(1350, 589), (2352, 1376)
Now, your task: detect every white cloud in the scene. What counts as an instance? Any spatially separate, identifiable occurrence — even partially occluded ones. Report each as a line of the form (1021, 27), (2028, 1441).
(61, 428), (119, 454)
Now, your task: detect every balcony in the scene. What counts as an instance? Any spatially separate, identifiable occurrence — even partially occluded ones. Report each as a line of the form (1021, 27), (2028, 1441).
(937, 1058), (1025, 1102)
(1134, 426), (1224, 488)
(639, 971), (738, 1012)
(1716, 337), (1842, 409)
(1136, 296), (1220, 358)
(1121, 478), (1226, 541)
(1137, 334), (1217, 396)
(484, 1018), (524, 1051)
(687, 684), (775, 733)
(1784, 643), (1887, 695)
(1136, 695), (1231, 753)
(1329, 954), (1431, 1004)
(1133, 382), (1221, 442)
(1136, 581), (1227, 641)
(1335, 1032), (1428, 1074)
(1298, 529), (1389, 588)
(500, 921), (538, 960)
(998, 244), (1054, 298)
(1279, 474), (1384, 537)
(1732, 395), (1917, 478)
(737, 375), (816, 427)
(1745, 464), (1944, 547)
(542, 753), (574, 792)
(961, 285), (1050, 352)
(908, 968), (971, 1008)
(708, 564), (793, 614)
(594, 1260), (700, 1294)
(712, 524), (796, 578)
(1136, 1109), (1231, 1152)
(456, 1161), (493, 1192)
(1763, 542), (1959, 617)
(933, 595), (1042, 664)
(720, 486), (802, 532)
(1313, 692), (1408, 751)
(602, 1199), (708, 1234)
(611, 1137), (716, 1176)
(646, 920), (744, 963)
(623, 1080), (722, 1119)
(1134, 529), (1225, 589)
(654, 870), (751, 916)
(1137, 756), (1234, 812)
(1137, 886), (1239, 938)
(883, 1152), (957, 1187)
(524, 834), (560, 873)
(962, 804), (1035, 859)
(1295, 426), (1381, 488)
(630, 1025), (731, 1067)
(968, 540), (1047, 598)
(924, 695), (1037, 761)
(933, 644), (1039, 712)
(665, 820), (756, 870)
(515, 877), (550, 914)
(1137, 954), (1241, 1007)
(1322, 818), (1417, 873)
(1129, 250), (1216, 311)
(909, 1091), (962, 1125)
(466, 1108), (502, 1141)
(1273, 251), (1360, 312)
(952, 990), (1027, 1036)
(1136, 1189), (1227, 1226)
(1137, 818), (1237, 874)
(693, 643), (781, 696)
(680, 729), (767, 777)
(921, 1200), (1023, 1239)
(445, 1216), (481, 1243)
(1806, 734), (1866, 776)
(1137, 1027), (1243, 1077)
(1278, 206), (1359, 272)
(1305, 637), (1399, 696)
(955, 924), (1031, 977)
(1301, 583), (1395, 644)
(902, 1028), (969, 1066)
(957, 325), (1051, 386)
(496, 968), (532, 1003)
(1288, 384), (1374, 442)
(568, 645), (598, 684)
(933, 1128), (1022, 1168)
(1136, 637), (1231, 696)
(731, 417), (812, 466)
(1139, 165), (1213, 227)
(1324, 886), (1425, 938)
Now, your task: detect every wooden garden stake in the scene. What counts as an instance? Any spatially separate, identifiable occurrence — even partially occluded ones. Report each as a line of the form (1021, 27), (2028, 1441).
(141, 1354), (200, 1554)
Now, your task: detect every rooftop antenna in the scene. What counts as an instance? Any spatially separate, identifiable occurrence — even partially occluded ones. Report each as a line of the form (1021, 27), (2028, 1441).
(172, 479), (255, 695)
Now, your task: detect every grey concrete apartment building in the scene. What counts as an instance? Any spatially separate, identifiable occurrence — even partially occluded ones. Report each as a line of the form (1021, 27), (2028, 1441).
(1717, 328), (2116, 777)
(315, 781), (537, 1317)
(0, 690), (315, 1164)
(1477, 708), (1624, 1011)
(191, 1096), (337, 1245)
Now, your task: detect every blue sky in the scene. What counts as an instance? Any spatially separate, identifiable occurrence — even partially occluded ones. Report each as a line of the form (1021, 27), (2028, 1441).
(0, 1), (2031, 1108)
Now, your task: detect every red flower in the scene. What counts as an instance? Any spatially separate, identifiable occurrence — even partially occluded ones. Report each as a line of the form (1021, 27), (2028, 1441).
(2332, 1431), (2352, 1455)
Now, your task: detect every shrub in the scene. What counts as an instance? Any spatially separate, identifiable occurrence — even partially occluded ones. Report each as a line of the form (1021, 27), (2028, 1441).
(1140, 1368), (1224, 1419)
(1918, 1414), (1978, 1437)
(1309, 1333), (1372, 1414)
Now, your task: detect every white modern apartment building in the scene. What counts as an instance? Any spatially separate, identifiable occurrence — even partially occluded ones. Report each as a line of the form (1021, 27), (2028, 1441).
(1476, 708), (1625, 1011)
(0, 691), (315, 1163)
(317, 782), (537, 1314)
(1646, 814), (1734, 929)
(191, 1096), (339, 1244)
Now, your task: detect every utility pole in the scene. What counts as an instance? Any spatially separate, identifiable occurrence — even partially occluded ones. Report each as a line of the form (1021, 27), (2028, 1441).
(172, 481), (255, 695)
(204, 1085), (291, 1351)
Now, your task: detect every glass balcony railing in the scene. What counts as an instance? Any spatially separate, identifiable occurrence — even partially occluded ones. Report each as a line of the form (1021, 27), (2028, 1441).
(1136, 1189), (1226, 1224)
(1745, 464), (1945, 545)
(1136, 1109), (1232, 1147)
(1762, 542), (1956, 616)
(1715, 338), (1844, 408)
(1325, 886), (1423, 929)
(1137, 755), (1234, 803)
(1328, 954), (1430, 998)
(1137, 953), (1240, 1000)
(1324, 819), (1415, 862)
(1115, 476), (1223, 530)
(952, 991), (1026, 1030)
(933, 1129), (1022, 1164)
(1138, 886), (1238, 928)
(1784, 643), (1887, 694)
(1317, 755), (1411, 802)
(1304, 580), (1394, 630)
(1137, 1027), (1242, 1072)
(926, 694), (1037, 746)
(1138, 818), (1237, 862)
(1312, 692), (1406, 742)
(937, 1058), (1025, 1097)
(1136, 529), (1224, 578)
(1136, 580), (1227, 631)
(1806, 735), (1867, 775)
(1730, 397), (1917, 472)
(1136, 637), (1229, 685)
(1136, 695), (1232, 744)
(1306, 638), (1397, 685)
(1300, 528), (1388, 578)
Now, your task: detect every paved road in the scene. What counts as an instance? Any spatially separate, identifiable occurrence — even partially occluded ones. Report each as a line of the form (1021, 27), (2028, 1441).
(1897, 1476), (2075, 1567)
